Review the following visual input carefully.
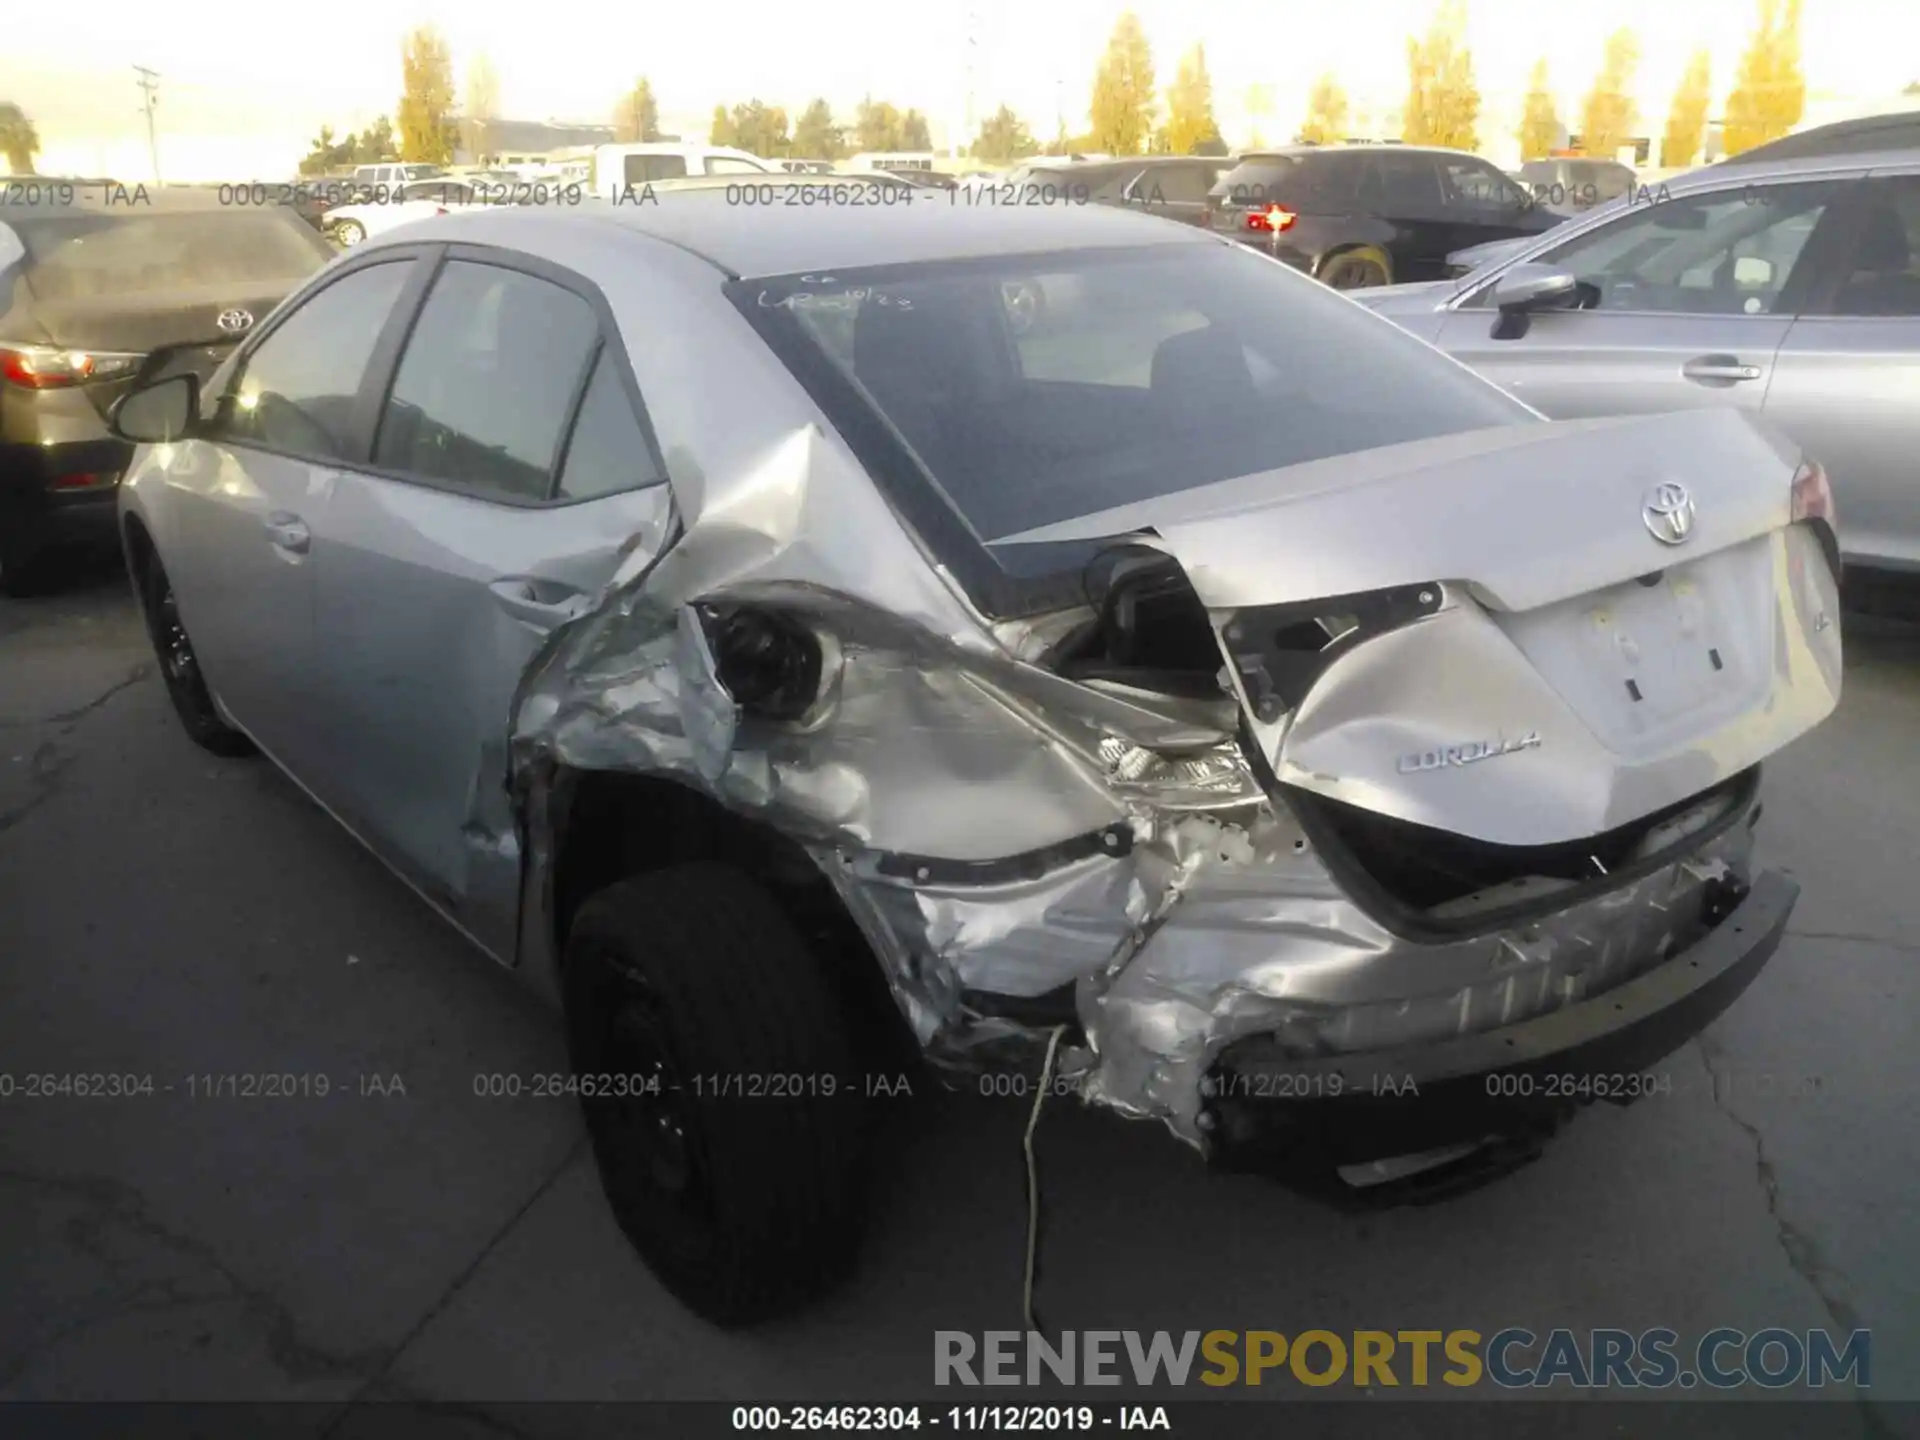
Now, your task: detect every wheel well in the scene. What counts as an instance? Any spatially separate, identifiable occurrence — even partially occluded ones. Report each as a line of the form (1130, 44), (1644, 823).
(549, 771), (918, 1063)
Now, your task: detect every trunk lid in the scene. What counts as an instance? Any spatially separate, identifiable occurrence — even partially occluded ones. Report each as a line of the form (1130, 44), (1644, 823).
(27, 288), (282, 419)
(1004, 408), (1843, 847)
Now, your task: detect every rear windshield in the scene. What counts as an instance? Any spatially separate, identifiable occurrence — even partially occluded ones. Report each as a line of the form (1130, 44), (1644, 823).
(1211, 153), (1357, 208)
(732, 241), (1532, 589)
(15, 210), (332, 302)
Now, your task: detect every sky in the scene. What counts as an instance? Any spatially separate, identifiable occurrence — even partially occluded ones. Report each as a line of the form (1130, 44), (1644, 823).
(3, 0), (1918, 179)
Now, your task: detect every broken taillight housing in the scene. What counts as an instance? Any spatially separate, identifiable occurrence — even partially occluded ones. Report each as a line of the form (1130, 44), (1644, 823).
(1790, 458), (1834, 527)
(1096, 736), (1261, 810)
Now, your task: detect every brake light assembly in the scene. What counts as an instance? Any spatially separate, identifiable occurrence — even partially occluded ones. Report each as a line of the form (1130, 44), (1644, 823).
(0, 344), (146, 390)
(1247, 205), (1297, 234)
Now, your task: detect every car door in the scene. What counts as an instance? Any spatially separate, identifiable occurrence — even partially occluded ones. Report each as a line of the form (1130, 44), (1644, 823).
(1764, 168), (1920, 570)
(169, 255), (418, 777)
(1430, 174), (1858, 420)
(1359, 151), (1454, 281)
(303, 248), (677, 961)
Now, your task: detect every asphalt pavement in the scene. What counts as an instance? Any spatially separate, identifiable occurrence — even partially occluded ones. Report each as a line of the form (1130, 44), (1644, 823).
(3, 546), (1918, 1437)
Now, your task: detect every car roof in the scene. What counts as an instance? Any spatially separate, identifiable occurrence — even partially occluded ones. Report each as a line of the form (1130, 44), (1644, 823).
(384, 189), (1218, 279)
(1720, 113), (1920, 167)
(1232, 144), (1483, 162)
(1658, 145), (1920, 193)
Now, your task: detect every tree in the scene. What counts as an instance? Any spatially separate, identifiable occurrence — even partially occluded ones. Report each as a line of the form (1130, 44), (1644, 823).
(1162, 45), (1221, 154)
(462, 55), (499, 159)
(1906, 80), (1920, 96)
(1661, 50), (1713, 167)
(710, 105), (735, 146)
(854, 98), (907, 151)
(0, 101), (41, 174)
(1403, 0), (1480, 151)
(1089, 11), (1156, 155)
(614, 78), (662, 144)
(972, 104), (1039, 162)
(901, 109), (932, 150)
(792, 99), (844, 158)
(299, 125), (343, 176)
(355, 116), (398, 164)
(1518, 59), (1559, 160)
(1298, 74), (1349, 145)
(1578, 28), (1640, 161)
(1723, 0), (1806, 156)
(397, 27), (459, 165)
(725, 100), (790, 157)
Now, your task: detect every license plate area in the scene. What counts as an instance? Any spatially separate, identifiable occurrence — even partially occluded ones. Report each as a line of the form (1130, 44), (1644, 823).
(1495, 538), (1774, 758)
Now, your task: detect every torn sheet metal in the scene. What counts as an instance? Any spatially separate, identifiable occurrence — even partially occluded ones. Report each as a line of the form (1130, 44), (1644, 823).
(504, 409), (1774, 1155)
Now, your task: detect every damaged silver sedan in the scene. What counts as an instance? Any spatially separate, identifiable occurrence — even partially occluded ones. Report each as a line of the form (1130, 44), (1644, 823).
(107, 196), (1843, 1324)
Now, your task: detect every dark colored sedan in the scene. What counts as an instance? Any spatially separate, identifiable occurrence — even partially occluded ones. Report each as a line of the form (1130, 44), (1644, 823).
(0, 194), (334, 593)
(1207, 144), (1561, 288)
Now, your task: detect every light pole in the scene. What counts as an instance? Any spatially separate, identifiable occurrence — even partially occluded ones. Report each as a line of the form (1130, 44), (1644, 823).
(134, 66), (161, 184)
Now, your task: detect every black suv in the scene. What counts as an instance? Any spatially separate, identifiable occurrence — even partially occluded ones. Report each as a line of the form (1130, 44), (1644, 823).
(1207, 144), (1560, 288)
(1, 191), (334, 593)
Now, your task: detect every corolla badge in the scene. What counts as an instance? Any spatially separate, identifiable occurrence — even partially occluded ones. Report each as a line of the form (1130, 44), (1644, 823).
(1397, 731), (1543, 774)
(216, 308), (254, 333)
(1642, 481), (1696, 546)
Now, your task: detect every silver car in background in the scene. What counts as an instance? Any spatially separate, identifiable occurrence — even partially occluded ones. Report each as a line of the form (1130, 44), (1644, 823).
(1358, 148), (1920, 577)
(109, 197), (1839, 1324)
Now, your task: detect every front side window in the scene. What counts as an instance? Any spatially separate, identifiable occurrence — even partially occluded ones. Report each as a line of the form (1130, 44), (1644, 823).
(1530, 180), (1843, 315)
(736, 242), (1534, 548)
(372, 261), (600, 500)
(213, 260), (413, 460)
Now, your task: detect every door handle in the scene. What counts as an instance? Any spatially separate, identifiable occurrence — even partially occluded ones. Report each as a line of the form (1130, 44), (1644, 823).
(1681, 355), (1764, 383)
(263, 512), (309, 553)
(488, 576), (588, 627)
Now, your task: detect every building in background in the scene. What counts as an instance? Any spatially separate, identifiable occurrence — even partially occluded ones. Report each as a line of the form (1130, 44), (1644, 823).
(456, 118), (616, 169)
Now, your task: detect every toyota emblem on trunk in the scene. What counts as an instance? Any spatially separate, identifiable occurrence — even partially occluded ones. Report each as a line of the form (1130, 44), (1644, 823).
(1642, 482), (1696, 545)
(216, 309), (254, 333)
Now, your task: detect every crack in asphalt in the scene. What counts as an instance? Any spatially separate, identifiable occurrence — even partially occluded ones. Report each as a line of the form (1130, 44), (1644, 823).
(1787, 927), (1920, 955)
(1691, 1037), (1896, 1437)
(0, 661), (151, 836)
(0, 661), (152, 731)
(315, 1140), (589, 1440)
(0, 1167), (393, 1389)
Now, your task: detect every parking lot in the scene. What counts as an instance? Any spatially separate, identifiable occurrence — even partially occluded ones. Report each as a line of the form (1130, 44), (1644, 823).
(1, 549), (1917, 1431)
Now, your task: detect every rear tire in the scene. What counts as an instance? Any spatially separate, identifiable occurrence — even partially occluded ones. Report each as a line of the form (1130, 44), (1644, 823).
(1319, 248), (1393, 290)
(330, 219), (366, 247)
(138, 554), (256, 757)
(563, 864), (871, 1326)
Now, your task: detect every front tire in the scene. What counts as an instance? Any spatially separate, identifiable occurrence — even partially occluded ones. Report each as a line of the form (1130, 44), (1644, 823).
(563, 864), (871, 1325)
(138, 554), (255, 757)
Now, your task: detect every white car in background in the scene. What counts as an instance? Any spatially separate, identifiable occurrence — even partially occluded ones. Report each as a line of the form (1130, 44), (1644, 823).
(322, 175), (522, 247)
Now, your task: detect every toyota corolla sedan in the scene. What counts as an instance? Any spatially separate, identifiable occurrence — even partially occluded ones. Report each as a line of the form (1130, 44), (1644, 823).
(108, 197), (1841, 1324)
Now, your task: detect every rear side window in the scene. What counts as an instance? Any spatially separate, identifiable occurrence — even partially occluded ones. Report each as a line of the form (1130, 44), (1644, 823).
(625, 154), (689, 184)
(1358, 153), (1439, 208)
(15, 211), (332, 302)
(373, 261), (600, 500)
(216, 261), (413, 460)
(555, 353), (663, 499)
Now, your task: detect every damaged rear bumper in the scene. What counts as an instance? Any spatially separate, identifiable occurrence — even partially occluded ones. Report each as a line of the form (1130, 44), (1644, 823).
(1203, 869), (1795, 1195)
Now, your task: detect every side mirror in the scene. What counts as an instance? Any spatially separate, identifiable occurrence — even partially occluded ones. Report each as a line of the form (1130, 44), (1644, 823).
(1492, 263), (1583, 314)
(109, 372), (201, 444)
